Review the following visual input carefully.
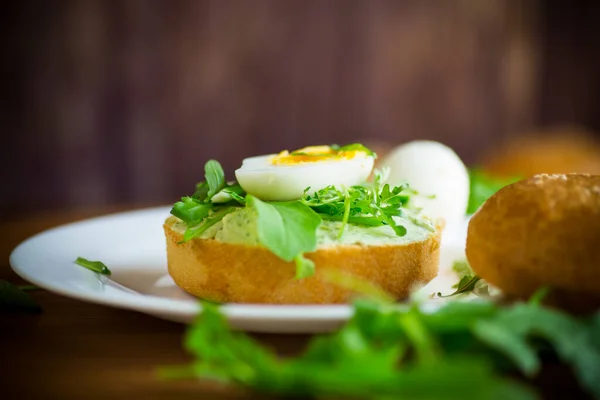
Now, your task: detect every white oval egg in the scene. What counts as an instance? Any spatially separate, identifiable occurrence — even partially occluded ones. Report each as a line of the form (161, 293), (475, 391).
(235, 154), (374, 201)
(378, 140), (469, 229)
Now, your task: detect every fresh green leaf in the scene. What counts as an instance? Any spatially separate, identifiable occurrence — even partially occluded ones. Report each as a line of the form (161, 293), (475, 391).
(398, 308), (442, 365)
(166, 298), (538, 400)
(0, 280), (42, 313)
(217, 183), (246, 205)
(489, 304), (600, 399)
(337, 188), (352, 238)
(438, 275), (481, 298)
(75, 257), (112, 276)
(171, 160), (245, 241)
(182, 207), (237, 242)
(294, 255), (315, 279)
(170, 197), (212, 226)
(204, 160), (226, 199)
(472, 319), (541, 377)
(192, 181), (210, 201)
(467, 169), (521, 214)
(337, 143), (377, 157)
(528, 287), (550, 306)
(371, 203), (407, 236)
(247, 195), (321, 269)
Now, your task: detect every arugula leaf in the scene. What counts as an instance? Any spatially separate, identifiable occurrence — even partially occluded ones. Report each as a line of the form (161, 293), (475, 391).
(164, 298), (538, 399)
(170, 197), (212, 226)
(0, 280), (42, 313)
(171, 161), (246, 242)
(438, 275), (482, 298)
(215, 183), (246, 205)
(192, 181), (210, 202)
(472, 319), (541, 377)
(182, 207), (237, 242)
(247, 195), (321, 276)
(371, 203), (407, 236)
(484, 303), (600, 399)
(75, 257), (112, 276)
(467, 169), (521, 214)
(204, 160), (226, 199)
(173, 295), (596, 399)
(337, 188), (352, 238)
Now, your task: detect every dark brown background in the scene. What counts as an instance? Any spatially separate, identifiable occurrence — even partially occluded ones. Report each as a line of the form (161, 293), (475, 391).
(1, 0), (600, 217)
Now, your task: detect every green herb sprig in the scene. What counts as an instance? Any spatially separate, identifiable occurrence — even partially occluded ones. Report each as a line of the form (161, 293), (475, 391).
(438, 275), (482, 298)
(300, 170), (413, 238)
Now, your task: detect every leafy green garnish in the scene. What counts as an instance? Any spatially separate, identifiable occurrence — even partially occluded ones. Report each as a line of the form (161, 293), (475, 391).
(443, 259), (494, 297)
(438, 275), (482, 298)
(467, 169), (521, 214)
(301, 173), (412, 239)
(0, 280), (42, 313)
(163, 290), (600, 400)
(75, 257), (112, 276)
(182, 208), (237, 243)
(247, 195), (321, 278)
(170, 197), (213, 226)
(204, 159), (226, 199)
(171, 160), (245, 241)
(216, 183), (246, 204)
(163, 299), (571, 399)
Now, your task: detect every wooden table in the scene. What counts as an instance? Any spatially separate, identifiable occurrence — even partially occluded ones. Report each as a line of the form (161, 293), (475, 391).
(0, 208), (308, 399)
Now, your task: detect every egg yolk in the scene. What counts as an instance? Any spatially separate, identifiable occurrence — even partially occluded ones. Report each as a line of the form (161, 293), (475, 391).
(271, 145), (365, 165)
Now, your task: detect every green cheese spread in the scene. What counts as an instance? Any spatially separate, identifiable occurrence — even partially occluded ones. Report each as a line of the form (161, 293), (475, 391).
(170, 207), (434, 248)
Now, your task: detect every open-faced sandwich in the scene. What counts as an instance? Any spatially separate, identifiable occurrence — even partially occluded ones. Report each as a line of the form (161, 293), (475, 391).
(164, 144), (442, 304)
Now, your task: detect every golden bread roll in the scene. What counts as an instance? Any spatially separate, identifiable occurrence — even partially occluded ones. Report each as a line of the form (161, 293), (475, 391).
(466, 173), (600, 312)
(164, 217), (441, 304)
(481, 130), (600, 178)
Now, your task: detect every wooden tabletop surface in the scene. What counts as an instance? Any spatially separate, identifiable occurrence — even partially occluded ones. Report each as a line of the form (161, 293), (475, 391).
(0, 207), (308, 399)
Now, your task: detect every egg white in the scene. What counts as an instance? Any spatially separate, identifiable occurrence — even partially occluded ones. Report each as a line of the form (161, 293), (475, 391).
(378, 140), (469, 230)
(235, 154), (375, 201)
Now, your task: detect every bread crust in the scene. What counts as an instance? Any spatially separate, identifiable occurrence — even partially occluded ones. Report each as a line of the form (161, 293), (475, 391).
(164, 219), (441, 304)
(466, 173), (600, 312)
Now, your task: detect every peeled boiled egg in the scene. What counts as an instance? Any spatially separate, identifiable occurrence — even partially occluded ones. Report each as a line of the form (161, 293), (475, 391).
(235, 145), (375, 201)
(378, 140), (469, 229)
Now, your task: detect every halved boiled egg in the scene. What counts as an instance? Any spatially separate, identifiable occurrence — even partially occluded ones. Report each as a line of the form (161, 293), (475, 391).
(235, 145), (375, 201)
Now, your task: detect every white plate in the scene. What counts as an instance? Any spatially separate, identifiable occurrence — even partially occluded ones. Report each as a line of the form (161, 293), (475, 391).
(9, 206), (468, 333)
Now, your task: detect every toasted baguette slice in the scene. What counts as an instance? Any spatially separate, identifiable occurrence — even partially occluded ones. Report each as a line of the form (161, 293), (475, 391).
(164, 217), (441, 304)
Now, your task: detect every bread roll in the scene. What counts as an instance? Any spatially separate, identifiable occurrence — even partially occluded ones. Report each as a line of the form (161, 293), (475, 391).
(164, 217), (442, 304)
(466, 173), (600, 312)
